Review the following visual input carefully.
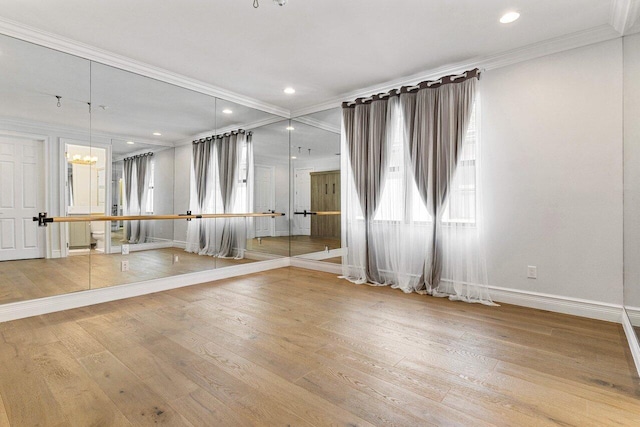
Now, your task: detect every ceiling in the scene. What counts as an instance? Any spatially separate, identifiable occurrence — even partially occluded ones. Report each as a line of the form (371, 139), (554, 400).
(0, 0), (630, 114)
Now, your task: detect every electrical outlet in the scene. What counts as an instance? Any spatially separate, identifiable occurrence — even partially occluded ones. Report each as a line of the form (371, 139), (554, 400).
(121, 260), (129, 272)
(527, 265), (537, 279)
(121, 244), (129, 255)
(173, 254), (179, 264)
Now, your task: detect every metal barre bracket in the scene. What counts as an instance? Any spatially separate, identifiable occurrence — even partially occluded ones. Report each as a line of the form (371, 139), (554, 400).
(293, 210), (317, 217)
(33, 212), (53, 227)
(179, 210), (193, 221)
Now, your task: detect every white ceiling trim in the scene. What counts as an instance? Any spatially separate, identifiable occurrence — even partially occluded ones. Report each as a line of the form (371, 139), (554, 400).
(611, 0), (640, 34)
(292, 116), (340, 135)
(0, 17), (291, 118)
(291, 24), (620, 117)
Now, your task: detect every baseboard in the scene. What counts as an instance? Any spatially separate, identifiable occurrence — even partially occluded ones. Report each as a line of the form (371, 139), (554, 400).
(0, 258), (290, 322)
(622, 308), (640, 376)
(290, 257), (343, 274)
(244, 251), (285, 261)
(487, 285), (623, 323)
(296, 248), (343, 261)
(625, 305), (640, 324)
(128, 241), (174, 252)
(172, 240), (187, 249)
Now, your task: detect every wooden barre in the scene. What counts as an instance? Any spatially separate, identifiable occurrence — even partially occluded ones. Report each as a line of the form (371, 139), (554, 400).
(293, 211), (341, 217)
(33, 212), (286, 226)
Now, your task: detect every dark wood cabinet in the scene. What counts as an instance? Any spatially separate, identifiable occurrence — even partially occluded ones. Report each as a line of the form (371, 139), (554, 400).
(310, 170), (340, 238)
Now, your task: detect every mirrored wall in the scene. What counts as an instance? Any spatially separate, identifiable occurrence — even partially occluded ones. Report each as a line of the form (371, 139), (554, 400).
(624, 32), (640, 345)
(289, 108), (342, 263)
(0, 32), (293, 304)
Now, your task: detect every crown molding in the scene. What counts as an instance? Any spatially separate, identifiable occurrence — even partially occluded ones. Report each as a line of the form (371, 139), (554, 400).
(292, 116), (340, 134)
(611, 0), (640, 34)
(0, 17), (291, 118)
(291, 24), (621, 117)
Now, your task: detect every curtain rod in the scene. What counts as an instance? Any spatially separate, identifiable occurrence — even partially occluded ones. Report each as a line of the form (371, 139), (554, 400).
(342, 68), (482, 108)
(123, 152), (154, 161)
(192, 129), (253, 144)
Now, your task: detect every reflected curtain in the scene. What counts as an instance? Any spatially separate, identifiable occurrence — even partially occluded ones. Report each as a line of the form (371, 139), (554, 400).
(123, 153), (153, 244)
(186, 131), (252, 259)
(341, 69), (494, 305)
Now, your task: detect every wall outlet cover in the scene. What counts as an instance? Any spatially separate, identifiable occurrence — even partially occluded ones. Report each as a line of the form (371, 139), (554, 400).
(527, 265), (537, 279)
(121, 260), (129, 272)
(121, 244), (130, 255)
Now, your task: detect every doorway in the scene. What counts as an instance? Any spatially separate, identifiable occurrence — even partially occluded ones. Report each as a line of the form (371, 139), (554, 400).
(0, 134), (46, 261)
(254, 165), (275, 237)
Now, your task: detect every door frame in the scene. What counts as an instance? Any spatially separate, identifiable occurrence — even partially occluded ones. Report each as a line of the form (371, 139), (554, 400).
(254, 164), (276, 237)
(0, 130), (50, 259)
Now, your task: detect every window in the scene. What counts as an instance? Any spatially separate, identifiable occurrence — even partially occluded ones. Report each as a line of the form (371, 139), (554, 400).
(374, 102), (477, 224)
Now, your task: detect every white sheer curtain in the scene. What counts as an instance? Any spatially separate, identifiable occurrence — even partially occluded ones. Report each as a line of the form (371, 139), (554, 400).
(342, 71), (494, 305)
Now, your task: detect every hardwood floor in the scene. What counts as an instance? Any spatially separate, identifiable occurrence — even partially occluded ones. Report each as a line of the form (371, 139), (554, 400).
(247, 236), (341, 258)
(0, 267), (638, 426)
(0, 248), (254, 305)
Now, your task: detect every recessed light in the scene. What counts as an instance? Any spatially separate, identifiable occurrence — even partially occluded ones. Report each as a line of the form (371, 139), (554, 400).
(500, 11), (520, 24)
(153, 132), (162, 136)
(126, 141), (135, 145)
(284, 87), (296, 94)
(222, 109), (233, 114)
(286, 126), (295, 131)
(291, 156), (297, 159)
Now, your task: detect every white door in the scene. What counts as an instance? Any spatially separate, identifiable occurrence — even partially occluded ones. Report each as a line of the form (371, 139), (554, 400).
(0, 135), (45, 261)
(254, 165), (274, 237)
(294, 167), (313, 236)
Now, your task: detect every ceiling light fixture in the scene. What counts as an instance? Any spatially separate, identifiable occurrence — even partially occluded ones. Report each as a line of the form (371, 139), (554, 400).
(126, 141), (135, 145)
(291, 156), (297, 159)
(222, 109), (233, 114)
(286, 126), (294, 131)
(153, 132), (162, 136)
(253, 0), (287, 8)
(284, 87), (296, 95)
(500, 11), (520, 24)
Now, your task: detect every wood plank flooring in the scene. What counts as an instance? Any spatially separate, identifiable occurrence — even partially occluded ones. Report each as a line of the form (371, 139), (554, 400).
(0, 248), (253, 305)
(0, 267), (638, 426)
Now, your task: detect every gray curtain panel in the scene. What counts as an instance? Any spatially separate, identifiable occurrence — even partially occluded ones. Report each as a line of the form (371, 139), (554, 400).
(343, 98), (389, 283)
(192, 138), (214, 248)
(216, 132), (241, 257)
(401, 77), (477, 289)
(123, 157), (134, 241)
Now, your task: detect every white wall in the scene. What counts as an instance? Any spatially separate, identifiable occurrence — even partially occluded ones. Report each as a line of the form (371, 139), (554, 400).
(151, 147), (175, 241)
(481, 39), (623, 305)
(624, 33), (640, 310)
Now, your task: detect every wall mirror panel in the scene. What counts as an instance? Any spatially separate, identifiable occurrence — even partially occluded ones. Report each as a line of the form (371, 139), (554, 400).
(89, 63), (287, 288)
(289, 108), (342, 263)
(244, 119), (292, 258)
(0, 33), (91, 304)
(624, 32), (640, 342)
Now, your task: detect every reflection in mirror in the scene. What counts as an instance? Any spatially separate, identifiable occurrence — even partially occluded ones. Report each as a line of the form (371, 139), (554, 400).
(89, 62), (285, 289)
(244, 119), (291, 258)
(0, 33), (91, 303)
(624, 32), (640, 342)
(89, 62), (217, 288)
(290, 108), (342, 263)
